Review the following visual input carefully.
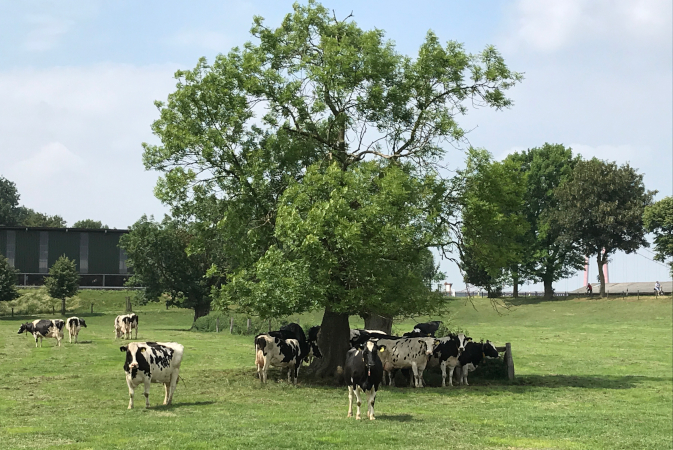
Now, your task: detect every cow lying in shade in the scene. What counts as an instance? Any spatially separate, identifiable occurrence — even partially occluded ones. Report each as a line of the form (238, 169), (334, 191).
(255, 334), (305, 384)
(376, 337), (437, 388)
(344, 340), (386, 420)
(65, 317), (87, 344)
(120, 342), (184, 409)
(456, 341), (500, 386)
(18, 319), (65, 347)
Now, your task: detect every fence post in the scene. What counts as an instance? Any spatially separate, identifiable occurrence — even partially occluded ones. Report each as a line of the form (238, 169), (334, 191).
(637, 290), (639, 300)
(505, 342), (515, 381)
(91, 303), (94, 314)
(247, 318), (251, 334)
(216, 317), (219, 333)
(230, 317), (234, 334)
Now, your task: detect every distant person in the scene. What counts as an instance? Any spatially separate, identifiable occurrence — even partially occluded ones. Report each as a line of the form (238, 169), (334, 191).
(654, 281), (662, 297)
(586, 283), (593, 295)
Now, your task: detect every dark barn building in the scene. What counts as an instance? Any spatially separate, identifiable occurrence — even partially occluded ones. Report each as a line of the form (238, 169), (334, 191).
(0, 227), (130, 288)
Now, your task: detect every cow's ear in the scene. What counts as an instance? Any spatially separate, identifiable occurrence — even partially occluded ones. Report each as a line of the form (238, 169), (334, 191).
(120, 346), (127, 352)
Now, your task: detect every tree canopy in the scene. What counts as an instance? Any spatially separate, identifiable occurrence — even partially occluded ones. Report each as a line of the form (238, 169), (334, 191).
(644, 196), (673, 277)
(0, 175), (66, 227)
(142, 1), (521, 376)
(505, 144), (584, 297)
(119, 216), (225, 321)
(555, 158), (655, 296)
(72, 219), (109, 229)
(44, 256), (80, 314)
(0, 255), (19, 303)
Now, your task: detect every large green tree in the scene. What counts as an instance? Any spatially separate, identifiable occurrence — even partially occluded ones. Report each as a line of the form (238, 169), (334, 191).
(73, 219), (109, 229)
(44, 255), (80, 315)
(555, 158), (655, 297)
(643, 196), (673, 277)
(120, 216), (225, 321)
(142, 1), (521, 376)
(458, 148), (528, 297)
(505, 144), (584, 298)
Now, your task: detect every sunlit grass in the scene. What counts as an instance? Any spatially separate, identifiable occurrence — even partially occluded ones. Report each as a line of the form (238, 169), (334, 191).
(0, 294), (670, 449)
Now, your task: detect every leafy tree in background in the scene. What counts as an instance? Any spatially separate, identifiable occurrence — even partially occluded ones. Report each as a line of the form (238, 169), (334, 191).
(44, 256), (79, 315)
(458, 148), (528, 297)
(120, 216), (225, 321)
(0, 176), (21, 226)
(142, 1), (521, 376)
(0, 255), (20, 302)
(17, 208), (67, 228)
(72, 219), (109, 229)
(505, 144), (584, 298)
(555, 158), (655, 297)
(644, 196), (673, 277)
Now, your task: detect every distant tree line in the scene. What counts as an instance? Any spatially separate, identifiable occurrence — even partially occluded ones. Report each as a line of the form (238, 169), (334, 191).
(0, 176), (107, 228)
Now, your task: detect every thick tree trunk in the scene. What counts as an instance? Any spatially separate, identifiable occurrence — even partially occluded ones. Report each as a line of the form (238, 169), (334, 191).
(543, 279), (554, 299)
(597, 254), (607, 297)
(308, 307), (350, 380)
(61, 298), (66, 315)
(363, 313), (393, 334)
(193, 303), (211, 322)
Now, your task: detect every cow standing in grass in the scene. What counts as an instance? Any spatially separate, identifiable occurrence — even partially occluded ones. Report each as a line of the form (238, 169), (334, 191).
(456, 341), (500, 386)
(65, 317), (87, 344)
(344, 340), (386, 420)
(429, 333), (471, 387)
(115, 313), (138, 339)
(376, 337), (437, 387)
(255, 334), (305, 384)
(18, 319), (65, 347)
(120, 342), (184, 409)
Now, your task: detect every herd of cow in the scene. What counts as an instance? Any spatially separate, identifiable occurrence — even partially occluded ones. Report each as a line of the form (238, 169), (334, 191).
(255, 321), (501, 420)
(16, 315), (500, 416)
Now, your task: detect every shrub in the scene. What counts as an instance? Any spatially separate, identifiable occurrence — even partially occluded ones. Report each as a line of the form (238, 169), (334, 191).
(0, 255), (19, 302)
(192, 312), (290, 335)
(0, 288), (82, 316)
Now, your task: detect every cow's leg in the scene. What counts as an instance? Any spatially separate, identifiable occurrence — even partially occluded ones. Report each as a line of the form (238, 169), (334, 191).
(261, 357), (270, 384)
(440, 361), (447, 387)
(287, 366), (292, 383)
(68, 330), (72, 344)
(418, 368), (425, 388)
(167, 371), (179, 405)
(354, 385), (363, 420)
(411, 362), (420, 388)
(293, 364), (300, 385)
(367, 387), (377, 420)
(462, 367), (470, 386)
(34, 334), (39, 347)
(347, 385), (354, 418)
(143, 378), (151, 408)
(448, 364), (455, 387)
(135, 325), (138, 339)
(127, 378), (135, 409)
(163, 383), (170, 405)
(388, 371), (395, 387)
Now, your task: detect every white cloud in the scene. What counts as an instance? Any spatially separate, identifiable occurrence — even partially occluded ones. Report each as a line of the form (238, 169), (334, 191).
(0, 63), (178, 227)
(24, 15), (73, 51)
(505, 0), (672, 52)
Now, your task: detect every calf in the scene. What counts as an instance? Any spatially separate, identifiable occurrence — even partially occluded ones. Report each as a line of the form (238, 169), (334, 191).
(255, 334), (305, 384)
(65, 317), (87, 344)
(377, 337), (437, 387)
(456, 340), (500, 386)
(429, 333), (471, 387)
(120, 341), (184, 409)
(344, 340), (386, 420)
(18, 319), (65, 347)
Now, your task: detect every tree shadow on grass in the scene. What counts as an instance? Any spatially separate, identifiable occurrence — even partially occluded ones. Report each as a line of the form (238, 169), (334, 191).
(154, 401), (216, 409)
(513, 374), (666, 389)
(377, 414), (414, 422)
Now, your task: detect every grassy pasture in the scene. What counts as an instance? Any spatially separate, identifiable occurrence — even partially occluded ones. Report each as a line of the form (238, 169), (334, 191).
(0, 293), (671, 449)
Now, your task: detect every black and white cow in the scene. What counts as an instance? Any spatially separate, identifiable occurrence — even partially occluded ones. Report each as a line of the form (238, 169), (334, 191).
(65, 316), (87, 344)
(344, 340), (386, 420)
(456, 340), (500, 386)
(18, 319), (65, 347)
(255, 334), (305, 384)
(115, 313), (139, 339)
(406, 321), (443, 337)
(429, 333), (471, 387)
(307, 325), (322, 359)
(349, 329), (394, 350)
(376, 337), (438, 387)
(120, 341), (184, 409)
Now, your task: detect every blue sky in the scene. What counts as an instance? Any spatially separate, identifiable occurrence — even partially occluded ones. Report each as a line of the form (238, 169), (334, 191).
(1, 0), (671, 290)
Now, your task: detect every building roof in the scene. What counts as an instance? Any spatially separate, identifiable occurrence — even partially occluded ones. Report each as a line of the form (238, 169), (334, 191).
(0, 226), (128, 233)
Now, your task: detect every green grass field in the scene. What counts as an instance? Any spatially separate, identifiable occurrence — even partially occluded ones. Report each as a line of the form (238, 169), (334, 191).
(0, 293), (671, 449)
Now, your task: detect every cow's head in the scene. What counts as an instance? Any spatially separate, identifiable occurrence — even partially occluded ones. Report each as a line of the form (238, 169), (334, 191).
(120, 343), (150, 375)
(419, 337), (439, 355)
(484, 340), (499, 358)
(456, 333), (472, 353)
(17, 323), (32, 334)
(80, 319), (87, 328)
(363, 340), (385, 369)
(307, 326), (322, 358)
